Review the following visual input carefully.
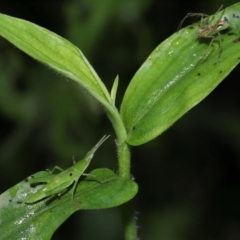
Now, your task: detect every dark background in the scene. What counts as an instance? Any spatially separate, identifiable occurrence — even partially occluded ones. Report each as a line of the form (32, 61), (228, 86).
(0, 0), (240, 239)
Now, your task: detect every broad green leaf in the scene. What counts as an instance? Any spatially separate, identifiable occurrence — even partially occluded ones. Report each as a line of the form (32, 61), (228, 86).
(0, 13), (111, 106)
(0, 169), (138, 240)
(120, 3), (240, 146)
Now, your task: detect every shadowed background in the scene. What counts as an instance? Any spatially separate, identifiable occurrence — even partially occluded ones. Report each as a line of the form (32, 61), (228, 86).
(0, 0), (240, 239)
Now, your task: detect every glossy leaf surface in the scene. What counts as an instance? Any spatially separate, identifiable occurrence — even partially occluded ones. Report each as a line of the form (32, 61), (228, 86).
(0, 13), (111, 106)
(0, 169), (138, 239)
(120, 3), (240, 145)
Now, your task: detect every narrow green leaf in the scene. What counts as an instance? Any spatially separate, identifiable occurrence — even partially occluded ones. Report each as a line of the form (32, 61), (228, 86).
(0, 169), (138, 239)
(110, 75), (119, 106)
(120, 3), (240, 146)
(0, 13), (111, 105)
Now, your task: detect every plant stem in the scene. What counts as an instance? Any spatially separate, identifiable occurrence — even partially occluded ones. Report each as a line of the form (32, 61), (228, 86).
(105, 105), (138, 240)
(121, 201), (138, 240)
(106, 106), (130, 178)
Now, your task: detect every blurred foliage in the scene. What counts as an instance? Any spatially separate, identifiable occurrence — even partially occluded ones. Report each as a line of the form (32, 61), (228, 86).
(0, 0), (240, 239)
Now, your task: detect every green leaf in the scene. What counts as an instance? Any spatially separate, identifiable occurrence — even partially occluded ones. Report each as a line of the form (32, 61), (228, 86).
(110, 75), (119, 106)
(120, 3), (240, 146)
(0, 169), (138, 239)
(0, 13), (111, 106)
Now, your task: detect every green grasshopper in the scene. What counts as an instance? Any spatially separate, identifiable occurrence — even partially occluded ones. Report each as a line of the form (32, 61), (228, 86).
(25, 135), (110, 203)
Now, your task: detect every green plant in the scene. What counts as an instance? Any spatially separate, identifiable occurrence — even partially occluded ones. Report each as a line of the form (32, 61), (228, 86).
(0, 3), (240, 240)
